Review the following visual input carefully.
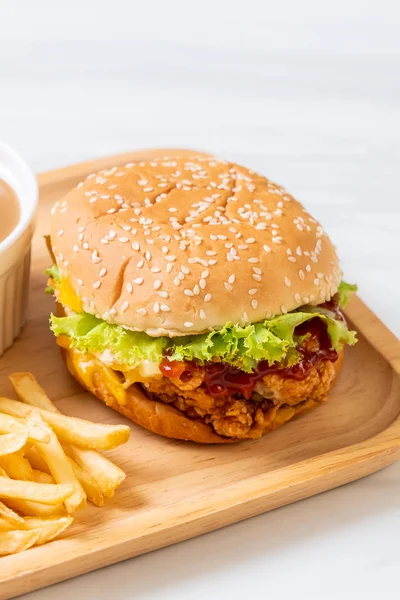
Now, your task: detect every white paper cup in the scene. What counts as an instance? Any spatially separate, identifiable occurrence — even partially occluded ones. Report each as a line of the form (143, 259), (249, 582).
(0, 142), (38, 356)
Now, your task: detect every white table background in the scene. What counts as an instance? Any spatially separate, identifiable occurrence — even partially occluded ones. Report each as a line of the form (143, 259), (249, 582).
(1, 1), (399, 598)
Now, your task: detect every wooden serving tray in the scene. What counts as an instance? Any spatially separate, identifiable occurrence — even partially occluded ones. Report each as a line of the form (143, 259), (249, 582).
(0, 150), (399, 599)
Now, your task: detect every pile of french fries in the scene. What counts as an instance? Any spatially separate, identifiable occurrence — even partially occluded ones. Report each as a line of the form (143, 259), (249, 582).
(0, 372), (130, 555)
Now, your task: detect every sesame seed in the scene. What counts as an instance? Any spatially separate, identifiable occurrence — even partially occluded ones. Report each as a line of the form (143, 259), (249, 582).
(154, 280), (161, 290)
(306, 264), (311, 272)
(249, 288), (257, 295)
(284, 277), (291, 287)
(199, 309), (206, 319)
(73, 245), (79, 252)
(154, 302), (160, 314)
(91, 251), (102, 264)
(248, 257), (258, 263)
(93, 281), (101, 289)
(224, 283), (232, 291)
(119, 237), (129, 243)
(99, 268), (107, 277)
(137, 260), (144, 268)
(82, 242), (89, 250)
(295, 293), (302, 303)
(253, 274), (261, 282)
(151, 266), (160, 273)
(126, 282), (133, 293)
(204, 294), (212, 302)
(121, 301), (129, 312)
(184, 322), (193, 328)
(299, 270), (305, 280)
(132, 242), (140, 251)
(137, 308), (147, 316)
(251, 299), (258, 310)
(158, 290), (168, 298)
(160, 304), (170, 312)
(134, 277), (144, 285)
(184, 289), (194, 297)
(228, 274), (235, 284)
(263, 245), (271, 253)
(174, 277), (180, 286)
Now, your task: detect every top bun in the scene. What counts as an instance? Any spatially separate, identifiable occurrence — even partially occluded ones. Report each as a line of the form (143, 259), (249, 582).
(50, 155), (342, 336)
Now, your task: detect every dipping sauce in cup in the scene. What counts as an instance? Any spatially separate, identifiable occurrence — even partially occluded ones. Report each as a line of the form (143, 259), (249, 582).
(0, 179), (20, 244)
(0, 142), (38, 356)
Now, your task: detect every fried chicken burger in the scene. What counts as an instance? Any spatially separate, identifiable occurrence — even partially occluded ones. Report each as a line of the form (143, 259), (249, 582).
(46, 155), (357, 443)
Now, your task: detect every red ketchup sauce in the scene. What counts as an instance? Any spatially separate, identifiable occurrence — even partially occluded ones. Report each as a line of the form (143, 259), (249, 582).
(160, 301), (341, 400)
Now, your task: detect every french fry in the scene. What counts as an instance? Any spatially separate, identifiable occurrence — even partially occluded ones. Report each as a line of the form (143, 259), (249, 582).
(0, 518), (14, 531)
(9, 373), (56, 411)
(24, 445), (51, 474)
(31, 470), (55, 484)
(0, 454), (33, 481)
(0, 397), (130, 450)
(0, 500), (25, 525)
(9, 375), (126, 500)
(0, 412), (49, 443)
(0, 530), (42, 555)
(0, 516), (73, 545)
(67, 456), (104, 507)
(19, 516), (73, 545)
(0, 464), (67, 517)
(64, 444), (125, 499)
(0, 476), (74, 505)
(0, 433), (27, 456)
(6, 498), (67, 518)
(29, 412), (86, 513)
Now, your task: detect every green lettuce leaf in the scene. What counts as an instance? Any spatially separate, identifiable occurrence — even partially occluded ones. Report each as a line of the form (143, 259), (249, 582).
(51, 313), (169, 366)
(338, 281), (358, 308)
(45, 264), (61, 295)
(50, 306), (357, 373)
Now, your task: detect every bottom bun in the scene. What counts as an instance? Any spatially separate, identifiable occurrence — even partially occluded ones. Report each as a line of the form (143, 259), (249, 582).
(60, 345), (344, 444)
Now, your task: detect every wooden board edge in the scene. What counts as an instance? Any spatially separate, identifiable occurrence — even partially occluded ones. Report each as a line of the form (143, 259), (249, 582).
(345, 295), (400, 375)
(2, 441), (399, 600)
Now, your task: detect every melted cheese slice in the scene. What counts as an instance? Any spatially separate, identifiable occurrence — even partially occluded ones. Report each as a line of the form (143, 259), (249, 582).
(55, 278), (83, 314)
(57, 337), (161, 406)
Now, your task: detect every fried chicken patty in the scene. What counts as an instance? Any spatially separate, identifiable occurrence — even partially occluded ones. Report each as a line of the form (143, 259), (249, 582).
(140, 359), (337, 439)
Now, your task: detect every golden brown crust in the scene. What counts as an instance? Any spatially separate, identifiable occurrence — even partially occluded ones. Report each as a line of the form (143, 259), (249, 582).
(51, 155), (342, 336)
(61, 346), (344, 444)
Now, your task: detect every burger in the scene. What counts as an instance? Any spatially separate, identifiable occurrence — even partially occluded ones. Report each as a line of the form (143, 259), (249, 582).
(46, 155), (357, 443)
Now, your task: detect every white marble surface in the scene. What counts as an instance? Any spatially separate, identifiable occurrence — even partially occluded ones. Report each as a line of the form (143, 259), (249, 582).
(0, 1), (399, 598)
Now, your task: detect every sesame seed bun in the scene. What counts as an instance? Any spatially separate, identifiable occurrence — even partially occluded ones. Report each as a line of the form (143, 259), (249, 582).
(61, 345), (344, 443)
(51, 155), (342, 336)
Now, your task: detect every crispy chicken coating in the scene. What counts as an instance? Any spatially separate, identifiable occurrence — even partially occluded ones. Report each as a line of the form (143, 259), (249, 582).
(141, 359), (336, 439)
